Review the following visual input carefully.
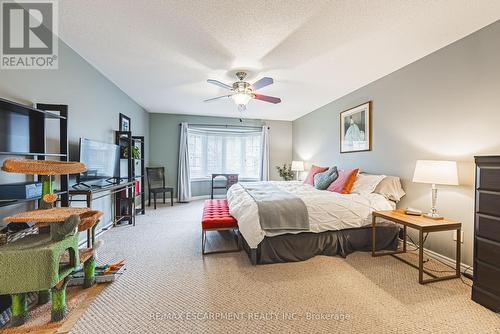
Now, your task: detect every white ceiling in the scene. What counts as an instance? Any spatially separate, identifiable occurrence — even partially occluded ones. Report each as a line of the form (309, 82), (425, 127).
(59, 1), (500, 121)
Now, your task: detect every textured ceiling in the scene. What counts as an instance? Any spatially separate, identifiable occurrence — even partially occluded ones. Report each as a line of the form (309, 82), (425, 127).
(59, 1), (500, 121)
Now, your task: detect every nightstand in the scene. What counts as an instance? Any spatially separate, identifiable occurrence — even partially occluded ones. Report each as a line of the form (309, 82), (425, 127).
(372, 209), (462, 284)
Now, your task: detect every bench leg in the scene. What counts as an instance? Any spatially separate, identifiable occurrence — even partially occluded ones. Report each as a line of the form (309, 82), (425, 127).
(170, 190), (173, 206)
(51, 278), (69, 322)
(154, 193), (157, 210)
(202, 229), (241, 255)
(11, 293), (28, 326)
(83, 256), (96, 288)
(202, 230), (206, 255)
(38, 290), (50, 305)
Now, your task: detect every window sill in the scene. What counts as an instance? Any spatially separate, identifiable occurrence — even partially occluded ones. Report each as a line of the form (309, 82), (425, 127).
(190, 178), (259, 183)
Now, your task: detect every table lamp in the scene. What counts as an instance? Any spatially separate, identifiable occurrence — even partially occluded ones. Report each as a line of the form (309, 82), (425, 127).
(291, 161), (304, 180)
(412, 160), (459, 219)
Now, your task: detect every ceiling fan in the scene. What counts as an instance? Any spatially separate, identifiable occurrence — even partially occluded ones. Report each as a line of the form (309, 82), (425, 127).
(204, 71), (281, 111)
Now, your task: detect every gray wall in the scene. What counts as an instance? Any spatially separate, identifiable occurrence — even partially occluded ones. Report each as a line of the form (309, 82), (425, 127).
(0, 39), (149, 235)
(149, 113), (292, 197)
(293, 21), (500, 266)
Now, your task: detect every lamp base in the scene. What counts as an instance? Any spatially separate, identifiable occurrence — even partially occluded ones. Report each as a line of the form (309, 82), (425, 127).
(424, 212), (444, 220)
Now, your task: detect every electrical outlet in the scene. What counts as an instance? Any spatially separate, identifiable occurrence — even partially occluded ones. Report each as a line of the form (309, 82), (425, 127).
(453, 230), (464, 243)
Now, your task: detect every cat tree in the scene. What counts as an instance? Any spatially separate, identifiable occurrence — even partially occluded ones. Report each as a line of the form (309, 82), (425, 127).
(0, 159), (102, 325)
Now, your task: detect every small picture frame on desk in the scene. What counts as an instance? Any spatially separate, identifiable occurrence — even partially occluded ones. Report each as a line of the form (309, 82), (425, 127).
(119, 113), (131, 132)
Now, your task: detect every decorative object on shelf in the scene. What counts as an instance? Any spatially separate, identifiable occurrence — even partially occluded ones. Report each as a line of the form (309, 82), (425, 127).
(340, 101), (372, 153)
(291, 161), (304, 180)
(121, 145), (141, 162)
(412, 160), (459, 220)
(276, 164), (294, 181)
(119, 113), (131, 131)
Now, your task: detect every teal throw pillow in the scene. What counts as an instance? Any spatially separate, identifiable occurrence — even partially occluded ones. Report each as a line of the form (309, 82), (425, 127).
(313, 167), (339, 190)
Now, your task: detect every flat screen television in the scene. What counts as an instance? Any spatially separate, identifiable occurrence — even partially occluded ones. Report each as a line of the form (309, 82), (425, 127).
(78, 138), (120, 183)
(0, 97), (45, 154)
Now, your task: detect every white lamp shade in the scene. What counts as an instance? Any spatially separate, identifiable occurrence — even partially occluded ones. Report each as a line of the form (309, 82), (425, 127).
(231, 93), (252, 106)
(291, 161), (304, 172)
(412, 160), (459, 186)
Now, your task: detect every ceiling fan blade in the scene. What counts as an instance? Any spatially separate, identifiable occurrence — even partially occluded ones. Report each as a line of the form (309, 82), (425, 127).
(253, 94), (281, 104)
(207, 79), (232, 90)
(252, 77), (273, 90)
(203, 95), (231, 102)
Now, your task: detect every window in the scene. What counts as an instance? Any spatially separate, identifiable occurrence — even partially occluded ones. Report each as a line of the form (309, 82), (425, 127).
(188, 127), (262, 180)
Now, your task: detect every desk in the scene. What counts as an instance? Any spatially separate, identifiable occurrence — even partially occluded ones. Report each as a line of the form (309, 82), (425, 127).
(372, 209), (461, 284)
(69, 181), (136, 247)
(211, 174), (238, 199)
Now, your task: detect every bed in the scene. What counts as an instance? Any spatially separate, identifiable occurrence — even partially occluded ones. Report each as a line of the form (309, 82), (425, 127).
(227, 180), (402, 264)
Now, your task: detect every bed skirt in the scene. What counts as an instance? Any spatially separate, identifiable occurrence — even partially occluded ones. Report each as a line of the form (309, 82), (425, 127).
(241, 223), (399, 265)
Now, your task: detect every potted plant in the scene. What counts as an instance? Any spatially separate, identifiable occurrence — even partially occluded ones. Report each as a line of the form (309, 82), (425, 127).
(122, 146), (141, 163)
(276, 164), (294, 181)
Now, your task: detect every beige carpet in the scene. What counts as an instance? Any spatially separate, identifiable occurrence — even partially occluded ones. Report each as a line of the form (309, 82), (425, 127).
(70, 200), (500, 334)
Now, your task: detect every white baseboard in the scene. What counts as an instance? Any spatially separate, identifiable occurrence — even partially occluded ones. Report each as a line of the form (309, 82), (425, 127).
(190, 194), (226, 200)
(78, 220), (114, 247)
(400, 239), (473, 274)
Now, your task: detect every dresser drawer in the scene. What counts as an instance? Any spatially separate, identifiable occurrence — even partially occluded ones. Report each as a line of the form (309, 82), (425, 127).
(475, 262), (500, 295)
(478, 167), (500, 191)
(476, 214), (500, 243)
(477, 191), (500, 217)
(476, 237), (500, 267)
(472, 285), (500, 312)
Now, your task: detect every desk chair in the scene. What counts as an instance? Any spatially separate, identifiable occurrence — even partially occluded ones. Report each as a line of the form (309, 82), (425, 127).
(146, 167), (174, 209)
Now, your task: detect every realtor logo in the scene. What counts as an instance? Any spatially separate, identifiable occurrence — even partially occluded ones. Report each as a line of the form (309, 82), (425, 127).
(1, 0), (58, 69)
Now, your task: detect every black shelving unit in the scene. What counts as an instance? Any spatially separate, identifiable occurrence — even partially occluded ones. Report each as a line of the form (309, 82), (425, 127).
(115, 131), (145, 219)
(0, 100), (69, 212)
(132, 136), (145, 215)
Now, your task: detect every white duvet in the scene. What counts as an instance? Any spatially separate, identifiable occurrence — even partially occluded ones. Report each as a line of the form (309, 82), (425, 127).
(227, 181), (395, 248)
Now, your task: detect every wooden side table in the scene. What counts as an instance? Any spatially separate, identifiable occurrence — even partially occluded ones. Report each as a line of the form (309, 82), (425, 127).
(372, 209), (462, 284)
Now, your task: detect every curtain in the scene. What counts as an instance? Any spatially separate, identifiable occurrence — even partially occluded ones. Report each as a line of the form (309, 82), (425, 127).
(260, 125), (269, 181)
(177, 122), (191, 202)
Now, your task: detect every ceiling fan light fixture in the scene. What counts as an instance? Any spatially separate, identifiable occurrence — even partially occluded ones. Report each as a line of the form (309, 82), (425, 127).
(231, 92), (252, 106)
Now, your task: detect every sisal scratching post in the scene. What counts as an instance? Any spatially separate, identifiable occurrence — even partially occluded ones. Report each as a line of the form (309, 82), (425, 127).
(51, 278), (69, 322)
(40, 175), (55, 209)
(83, 256), (96, 288)
(10, 293), (27, 326)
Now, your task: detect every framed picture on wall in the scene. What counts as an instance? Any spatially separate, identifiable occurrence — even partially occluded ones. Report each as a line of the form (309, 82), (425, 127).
(119, 113), (131, 132)
(340, 101), (371, 153)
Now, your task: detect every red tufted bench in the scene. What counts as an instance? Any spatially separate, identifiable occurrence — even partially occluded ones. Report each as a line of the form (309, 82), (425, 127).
(201, 199), (241, 255)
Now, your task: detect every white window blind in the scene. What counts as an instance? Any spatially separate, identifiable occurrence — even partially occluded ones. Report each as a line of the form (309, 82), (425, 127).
(187, 126), (262, 180)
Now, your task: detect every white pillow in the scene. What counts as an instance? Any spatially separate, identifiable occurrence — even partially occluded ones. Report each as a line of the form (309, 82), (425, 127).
(351, 174), (386, 195)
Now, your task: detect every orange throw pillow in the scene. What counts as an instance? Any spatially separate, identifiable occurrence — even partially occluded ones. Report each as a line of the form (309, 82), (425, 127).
(326, 169), (359, 194)
(304, 165), (328, 185)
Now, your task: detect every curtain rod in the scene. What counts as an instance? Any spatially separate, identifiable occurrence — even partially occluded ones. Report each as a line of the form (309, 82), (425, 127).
(179, 123), (270, 130)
